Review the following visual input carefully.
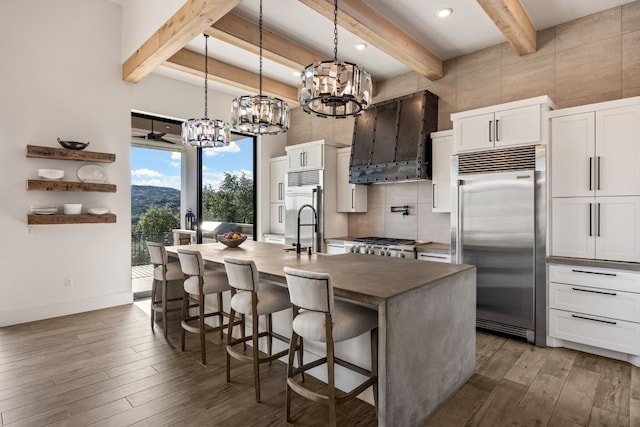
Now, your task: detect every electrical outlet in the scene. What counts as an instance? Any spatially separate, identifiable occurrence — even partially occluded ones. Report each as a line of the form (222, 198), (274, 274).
(26, 226), (34, 237)
(64, 277), (74, 287)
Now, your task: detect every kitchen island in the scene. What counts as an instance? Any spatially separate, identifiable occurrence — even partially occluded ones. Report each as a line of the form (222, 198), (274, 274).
(166, 240), (476, 426)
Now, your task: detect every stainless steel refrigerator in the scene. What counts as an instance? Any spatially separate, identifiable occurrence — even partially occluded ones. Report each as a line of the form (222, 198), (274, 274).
(284, 169), (324, 252)
(451, 145), (546, 346)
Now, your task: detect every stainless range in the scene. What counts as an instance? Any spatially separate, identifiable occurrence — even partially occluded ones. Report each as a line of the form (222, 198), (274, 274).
(345, 237), (418, 259)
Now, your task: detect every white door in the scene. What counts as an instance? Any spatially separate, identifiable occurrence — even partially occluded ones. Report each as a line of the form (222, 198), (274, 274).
(494, 105), (541, 148)
(551, 197), (595, 259)
(551, 112), (595, 198)
(595, 105), (640, 197)
(432, 134), (453, 212)
(454, 112), (494, 152)
(596, 196), (640, 262)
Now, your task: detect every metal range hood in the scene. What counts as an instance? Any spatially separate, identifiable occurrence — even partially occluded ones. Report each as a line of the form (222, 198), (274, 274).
(349, 90), (438, 184)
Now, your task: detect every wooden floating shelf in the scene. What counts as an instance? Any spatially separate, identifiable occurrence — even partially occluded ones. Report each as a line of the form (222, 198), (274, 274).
(26, 145), (116, 163)
(27, 214), (117, 225)
(26, 180), (116, 193)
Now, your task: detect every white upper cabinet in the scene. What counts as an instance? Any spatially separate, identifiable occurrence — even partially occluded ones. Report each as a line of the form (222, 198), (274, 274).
(452, 97), (554, 153)
(551, 105), (640, 198)
(270, 156), (285, 203)
(286, 140), (324, 172)
(336, 147), (367, 213)
(431, 130), (453, 213)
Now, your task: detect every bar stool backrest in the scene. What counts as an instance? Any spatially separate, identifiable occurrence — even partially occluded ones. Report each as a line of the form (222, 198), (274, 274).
(223, 257), (259, 292)
(283, 267), (334, 313)
(146, 241), (168, 266)
(177, 249), (204, 277)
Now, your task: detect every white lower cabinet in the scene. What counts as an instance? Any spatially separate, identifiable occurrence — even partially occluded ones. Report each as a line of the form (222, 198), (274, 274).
(548, 264), (640, 357)
(270, 203), (285, 235)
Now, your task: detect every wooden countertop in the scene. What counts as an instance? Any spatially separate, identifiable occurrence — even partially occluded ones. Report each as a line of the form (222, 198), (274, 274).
(167, 240), (473, 305)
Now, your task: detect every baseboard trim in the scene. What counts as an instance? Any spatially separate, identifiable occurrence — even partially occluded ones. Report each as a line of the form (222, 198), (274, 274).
(0, 292), (134, 327)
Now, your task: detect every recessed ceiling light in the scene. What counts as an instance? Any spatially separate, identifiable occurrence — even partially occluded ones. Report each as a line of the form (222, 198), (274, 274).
(354, 43), (367, 50)
(436, 8), (452, 18)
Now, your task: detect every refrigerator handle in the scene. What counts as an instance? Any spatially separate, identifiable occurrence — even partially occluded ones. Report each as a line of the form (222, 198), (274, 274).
(589, 203), (593, 237)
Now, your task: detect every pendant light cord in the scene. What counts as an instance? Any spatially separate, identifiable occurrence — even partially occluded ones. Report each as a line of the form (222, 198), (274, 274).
(259, 0), (263, 96)
(204, 34), (209, 119)
(333, 0), (338, 62)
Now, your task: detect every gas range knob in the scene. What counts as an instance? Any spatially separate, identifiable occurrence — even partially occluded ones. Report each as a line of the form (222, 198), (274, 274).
(385, 251), (391, 256)
(399, 250), (406, 258)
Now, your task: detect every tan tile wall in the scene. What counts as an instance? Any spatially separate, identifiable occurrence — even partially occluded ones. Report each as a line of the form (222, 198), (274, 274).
(287, 1), (640, 242)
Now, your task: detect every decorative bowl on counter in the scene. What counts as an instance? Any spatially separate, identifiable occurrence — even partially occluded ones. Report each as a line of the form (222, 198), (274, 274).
(217, 233), (247, 248)
(63, 203), (82, 215)
(57, 137), (89, 150)
(37, 168), (64, 180)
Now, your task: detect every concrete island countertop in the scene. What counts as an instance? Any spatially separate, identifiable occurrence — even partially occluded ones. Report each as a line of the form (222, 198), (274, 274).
(165, 239), (476, 426)
(167, 240), (470, 305)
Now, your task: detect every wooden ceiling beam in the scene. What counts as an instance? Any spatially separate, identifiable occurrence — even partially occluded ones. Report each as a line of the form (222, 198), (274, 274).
(122, 0), (241, 83)
(476, 0), (536, 55)
(298, 0), (443, 80)
(164, 48), (299, 105)
(205, 12), (326, 70)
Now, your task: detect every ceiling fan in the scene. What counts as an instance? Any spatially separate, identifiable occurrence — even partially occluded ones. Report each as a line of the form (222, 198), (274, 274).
(146, 120), (174, 143)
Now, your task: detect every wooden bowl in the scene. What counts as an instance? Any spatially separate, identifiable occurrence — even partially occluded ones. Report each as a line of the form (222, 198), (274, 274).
(217, 234), (247, 247)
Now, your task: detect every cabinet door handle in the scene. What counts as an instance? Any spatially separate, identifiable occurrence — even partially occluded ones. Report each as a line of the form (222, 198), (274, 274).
(303, 151), (307, 166)
(597, 202), (601, 237)
(589, 203), (593, 237)
(278, 205), (283, 223)
(589, 157), (593, 191)
(488, 120), (493, 142)
(571, 314), (617, 325)
(279, 182), (284, 200)
(571, 287), (617, 296)
(300, 152), (304, 167)
(432, 183), (436, 208)
(597, 156), (601, 191)
(495, 119), (500, 142)
(571, 268), (617, 277)
(351, 188), (355, 209)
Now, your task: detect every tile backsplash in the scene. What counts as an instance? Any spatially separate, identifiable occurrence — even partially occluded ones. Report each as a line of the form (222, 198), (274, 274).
(347, 181), (451, 243)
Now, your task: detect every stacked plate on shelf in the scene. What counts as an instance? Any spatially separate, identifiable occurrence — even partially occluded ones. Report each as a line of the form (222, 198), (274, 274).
(37, 169), (64, 180)
(31, 206), (59, 215)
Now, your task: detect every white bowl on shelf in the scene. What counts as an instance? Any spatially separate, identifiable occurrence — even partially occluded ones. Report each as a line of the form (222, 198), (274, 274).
(63, 204), (82, 215)
(87, 207), (109, 215)
(38, 169), (64, 180)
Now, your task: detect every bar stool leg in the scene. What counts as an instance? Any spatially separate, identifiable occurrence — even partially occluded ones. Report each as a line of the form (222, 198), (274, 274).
(371, 327), (379, 416)
(150, 278), (157, 332)
(199, 292), (206, 364)
(162, 279), (168, 340)
(286, 330), (300, 422)
(226, 307), (236, 383)
(326, 315), (337, 427)
(252, 312), (261, 403)
(180, 290), (188, 352)
(267, 313), (273, 365)
(217, 292), (224, 341)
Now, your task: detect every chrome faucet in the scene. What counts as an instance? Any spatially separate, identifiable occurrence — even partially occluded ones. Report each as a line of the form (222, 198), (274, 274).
(296, 204), (318, 254)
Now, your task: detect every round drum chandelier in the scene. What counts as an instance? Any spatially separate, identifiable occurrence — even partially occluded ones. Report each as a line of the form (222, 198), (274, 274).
(299, 0), (372, 118)
(182, 34), (230, 147)
(230, 0), (289, 135)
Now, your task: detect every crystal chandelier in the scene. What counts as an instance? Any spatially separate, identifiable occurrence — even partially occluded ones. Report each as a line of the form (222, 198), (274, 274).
(231, 0), (289, 135)
(182, 34), (230, 147)
(299, 0), (372, 118)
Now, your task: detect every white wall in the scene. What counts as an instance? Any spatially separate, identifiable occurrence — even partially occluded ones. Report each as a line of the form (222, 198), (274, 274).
(0, 0), (133, 325)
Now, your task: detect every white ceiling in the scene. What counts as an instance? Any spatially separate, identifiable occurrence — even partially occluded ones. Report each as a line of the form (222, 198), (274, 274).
(152, 0), (636, 97)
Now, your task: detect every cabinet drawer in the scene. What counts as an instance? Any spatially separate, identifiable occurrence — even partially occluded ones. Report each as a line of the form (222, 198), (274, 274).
(549, 264), (640, 293)
(549, 308), (640, 355)
(549, 282), (640, 322)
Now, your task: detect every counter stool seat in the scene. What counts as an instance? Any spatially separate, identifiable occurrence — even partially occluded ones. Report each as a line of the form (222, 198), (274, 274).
(284, 266), (378, 427)
(178, 249), (236, 365)
(223, 256), (293, 403)
(146, 241), (184, 340)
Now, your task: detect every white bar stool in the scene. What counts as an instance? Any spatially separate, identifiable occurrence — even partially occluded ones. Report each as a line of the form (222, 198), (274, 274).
(283, 266), (378, 427)
(146, 241), (184, 340)
(177, 248), (234, 365)
(223, 256), (292, 403)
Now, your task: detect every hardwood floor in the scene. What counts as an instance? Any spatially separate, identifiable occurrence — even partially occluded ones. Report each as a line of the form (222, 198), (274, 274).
(0, 304), (638, 426)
